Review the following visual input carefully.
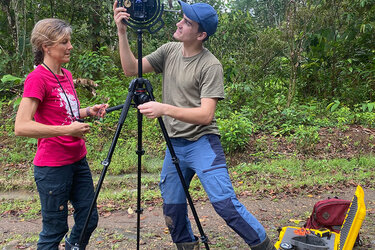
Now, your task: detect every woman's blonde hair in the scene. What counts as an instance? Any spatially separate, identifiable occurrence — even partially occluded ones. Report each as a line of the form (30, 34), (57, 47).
(30, 18), (72, 65)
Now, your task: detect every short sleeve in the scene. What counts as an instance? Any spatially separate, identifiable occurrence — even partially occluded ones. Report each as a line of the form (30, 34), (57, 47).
(23, 73), (46, 102)
(146, 46), (165, 74)
(146, 42), (179, 74)
(200, 64), (225, 100)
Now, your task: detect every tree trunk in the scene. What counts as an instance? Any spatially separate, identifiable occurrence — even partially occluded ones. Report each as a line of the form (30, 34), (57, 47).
(1, 0), (18, 55)
(90, 1), (101, 51)
(287, 52), (298, 107)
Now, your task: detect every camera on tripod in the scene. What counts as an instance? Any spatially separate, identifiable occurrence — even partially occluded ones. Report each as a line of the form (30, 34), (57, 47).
(118, 0), (156, 20)
(117, 0), (164, 33)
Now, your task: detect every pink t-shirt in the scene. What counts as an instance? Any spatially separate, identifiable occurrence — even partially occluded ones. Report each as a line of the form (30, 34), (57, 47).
(23, 65), (87, 166)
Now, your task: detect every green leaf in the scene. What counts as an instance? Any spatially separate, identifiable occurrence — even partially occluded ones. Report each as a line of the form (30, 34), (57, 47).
(360, 24), (366, 33)
(326, 100), (340, 112)
(368, 103), (374, 112)
(1, 75), (23, 84)
(13, 97), (22, 110)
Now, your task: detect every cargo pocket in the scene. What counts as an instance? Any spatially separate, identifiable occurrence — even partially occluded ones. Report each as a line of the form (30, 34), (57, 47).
(36, 181), (68, 212)
(203, 173), (234, 202)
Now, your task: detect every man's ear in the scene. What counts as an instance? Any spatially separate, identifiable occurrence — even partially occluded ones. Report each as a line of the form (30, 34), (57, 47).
(197, 31), (208, 41)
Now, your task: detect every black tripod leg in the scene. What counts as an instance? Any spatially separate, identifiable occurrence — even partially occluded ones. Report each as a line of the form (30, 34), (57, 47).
(76, 82), (136, 249)
(144, 81), (210, 249)
(136, 109), (144, 250)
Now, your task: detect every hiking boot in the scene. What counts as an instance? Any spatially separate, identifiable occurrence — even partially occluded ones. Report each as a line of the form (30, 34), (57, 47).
(64, 235), (82, 250)
(250, 235), (276, 250)
(175, 237), (200, 250)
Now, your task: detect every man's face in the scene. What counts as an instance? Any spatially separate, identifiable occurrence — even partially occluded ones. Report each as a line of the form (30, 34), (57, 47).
(173, 14), (204, 42)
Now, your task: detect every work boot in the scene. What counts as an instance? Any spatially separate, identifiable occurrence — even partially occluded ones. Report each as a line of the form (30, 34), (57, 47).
(64, 235), (82, 250)
(250, 235), (276, 250)
(175, 237), (200, 250)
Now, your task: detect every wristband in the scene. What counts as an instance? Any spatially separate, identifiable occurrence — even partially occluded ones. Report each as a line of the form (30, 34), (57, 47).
(86, 107), (92, 117)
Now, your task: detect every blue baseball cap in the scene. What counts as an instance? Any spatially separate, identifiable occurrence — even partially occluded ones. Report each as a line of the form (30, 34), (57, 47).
(178, 1), (218, 37)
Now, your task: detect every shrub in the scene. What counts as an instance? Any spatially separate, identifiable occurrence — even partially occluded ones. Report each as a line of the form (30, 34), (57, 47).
(217, 111), (253, 153)
(292, 125), (320, 153)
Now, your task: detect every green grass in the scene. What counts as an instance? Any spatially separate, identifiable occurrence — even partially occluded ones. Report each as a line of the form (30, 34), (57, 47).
(231, 156), (375, 195)
(1, 154), (374, 219)
(0, 194), (40, 219)
(0, 233), (38, 248)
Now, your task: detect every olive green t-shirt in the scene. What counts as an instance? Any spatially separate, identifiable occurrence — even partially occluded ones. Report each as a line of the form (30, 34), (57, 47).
(146, 42), (224, 141)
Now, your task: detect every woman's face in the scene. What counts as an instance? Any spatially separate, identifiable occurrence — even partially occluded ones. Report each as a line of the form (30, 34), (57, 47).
(46, 36), (73, 65)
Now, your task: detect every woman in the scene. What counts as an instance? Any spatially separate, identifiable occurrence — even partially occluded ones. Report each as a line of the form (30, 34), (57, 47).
(15, 18), (108, 250)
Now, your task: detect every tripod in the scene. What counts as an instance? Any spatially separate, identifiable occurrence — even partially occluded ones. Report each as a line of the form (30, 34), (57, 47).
(76, 29), (210, 250)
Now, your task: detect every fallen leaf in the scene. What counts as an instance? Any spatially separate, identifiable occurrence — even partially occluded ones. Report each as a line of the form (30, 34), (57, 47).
(103, 212), (112, 218)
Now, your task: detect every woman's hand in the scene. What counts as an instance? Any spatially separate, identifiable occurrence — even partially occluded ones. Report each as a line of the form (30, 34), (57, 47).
(91, 103), (109, 118)
(68, 121), (91, 138)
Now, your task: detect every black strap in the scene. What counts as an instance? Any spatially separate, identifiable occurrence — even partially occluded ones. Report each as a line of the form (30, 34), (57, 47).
(42, 63), (81, 121)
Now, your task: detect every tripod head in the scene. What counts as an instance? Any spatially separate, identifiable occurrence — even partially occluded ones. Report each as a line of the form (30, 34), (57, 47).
(117, 0), (164, 34)
(132, 78), (152, 106)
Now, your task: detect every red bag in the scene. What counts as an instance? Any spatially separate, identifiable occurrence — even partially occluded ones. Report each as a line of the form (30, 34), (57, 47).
(304, 197), (350, 233)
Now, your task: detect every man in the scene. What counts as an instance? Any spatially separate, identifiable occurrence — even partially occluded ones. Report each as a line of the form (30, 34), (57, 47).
(113, 1), (275, 249)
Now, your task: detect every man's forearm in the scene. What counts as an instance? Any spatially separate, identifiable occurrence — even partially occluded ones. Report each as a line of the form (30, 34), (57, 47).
(118, 32), (138, 76)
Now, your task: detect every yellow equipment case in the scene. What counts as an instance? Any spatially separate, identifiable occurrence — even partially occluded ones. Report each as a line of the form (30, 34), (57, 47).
(275, 185), (366, 250)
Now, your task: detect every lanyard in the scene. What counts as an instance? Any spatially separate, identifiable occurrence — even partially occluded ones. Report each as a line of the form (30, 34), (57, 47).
(42, 63), (81, 121)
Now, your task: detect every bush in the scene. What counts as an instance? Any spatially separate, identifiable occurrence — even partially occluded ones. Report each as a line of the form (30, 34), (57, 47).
(67, 46), (116, 80)
(292, 125), (320, 153)
(217, 111), (253, 153)
(0, 74), (24, 100)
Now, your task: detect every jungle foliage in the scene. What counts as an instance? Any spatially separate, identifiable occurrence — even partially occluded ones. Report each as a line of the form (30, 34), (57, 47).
(1, 0), (375, 164)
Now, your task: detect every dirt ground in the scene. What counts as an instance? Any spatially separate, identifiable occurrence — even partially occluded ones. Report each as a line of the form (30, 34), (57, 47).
(1, 186), (374, 249)
(1, 125), (375, 249)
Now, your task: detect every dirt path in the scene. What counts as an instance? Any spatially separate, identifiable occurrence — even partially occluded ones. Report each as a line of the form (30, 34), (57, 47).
(1, 187), (374, 249)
